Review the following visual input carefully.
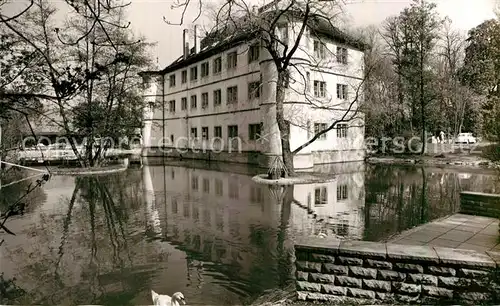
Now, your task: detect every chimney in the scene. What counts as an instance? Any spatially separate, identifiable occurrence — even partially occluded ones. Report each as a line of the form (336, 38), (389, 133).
(183, 29), (189, 59)
(194, 25), (200, 54)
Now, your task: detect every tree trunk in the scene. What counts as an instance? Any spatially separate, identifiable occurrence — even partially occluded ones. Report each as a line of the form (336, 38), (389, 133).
(397, 73), (406, 132)
(275, 70), (295, 177)
(420, 167), (427, 223)
(86, 140), (94, 167)
(0, 123), (3, 171)
(419, 50), (426, 155)
(277, 185), (293, 286)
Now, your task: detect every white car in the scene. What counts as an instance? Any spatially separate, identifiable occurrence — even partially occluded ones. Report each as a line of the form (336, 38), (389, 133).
(455, 133), (477, 144)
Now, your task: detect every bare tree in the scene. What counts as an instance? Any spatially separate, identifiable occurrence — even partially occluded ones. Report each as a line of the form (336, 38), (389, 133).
(436, 18), (471, 137)
(380, 16), (411, 134)
(380, 0), (442, 155)
(360, 26), (403, 141)
(166, 0), (368, 178)
(0, 0), (34, 23)
(0, 0), (154, 167)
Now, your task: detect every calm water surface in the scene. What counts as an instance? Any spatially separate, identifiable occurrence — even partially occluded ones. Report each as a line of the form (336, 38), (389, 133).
(0, 161), (498, 305)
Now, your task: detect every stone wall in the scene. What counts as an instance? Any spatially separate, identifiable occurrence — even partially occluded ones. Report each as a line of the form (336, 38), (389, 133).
(295, 238), (500, 304)
(143, 147), (264, 166)
(460, 191), (500, 218)
(312, 149), (365, 165)
(143, 147), (365, 169)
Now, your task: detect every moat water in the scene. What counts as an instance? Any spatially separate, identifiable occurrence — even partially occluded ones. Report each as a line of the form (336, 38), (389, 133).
(0, 160), (498, 305)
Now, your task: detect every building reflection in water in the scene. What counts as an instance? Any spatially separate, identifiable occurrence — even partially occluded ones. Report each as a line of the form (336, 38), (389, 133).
(291, 169), (365, 240)
(142, 161), (366, 291)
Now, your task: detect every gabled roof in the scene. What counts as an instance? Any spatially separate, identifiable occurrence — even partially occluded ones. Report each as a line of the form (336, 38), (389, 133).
(140, 9), (367, 77)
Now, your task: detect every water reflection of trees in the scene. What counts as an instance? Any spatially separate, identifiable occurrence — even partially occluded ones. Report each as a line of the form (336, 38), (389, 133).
(364, 165), (498, 241)
(246, 185), (294, 297)
(1, 170), (148, 305)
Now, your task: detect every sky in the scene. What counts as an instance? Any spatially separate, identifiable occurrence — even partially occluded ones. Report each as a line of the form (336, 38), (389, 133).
(124, 0), (498, 68)
(3, 0), (498, 68)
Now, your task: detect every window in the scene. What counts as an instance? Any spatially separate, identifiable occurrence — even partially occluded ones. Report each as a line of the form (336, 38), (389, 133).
(181, 70), (187, 83)
(215, 178), (223, 196)
(227, 52), (237, 69)
(336, 46), (348, 64)
(314, 81), (326, 97)
(202, 126), (209, 140)
(181, 97), (187, 110)
(248, 81), (261, 100)
(201, 92), (209, 109)
(190, 66), (198, 81)
(314, 123), (328, 140)
(337, 184), (348, 200)
(203, 178), (210, 193)
(315, 187), (328, 205)
(213, 57), (222, 74)
(249, 123), (262, 140)
(201, 62), (209, 78)
(306, 72), (311, 92)
(169, 74), (176, 87)
(337, 84), (348, 100)
(228, 124), (239, 150)
(214, 126), (222, 138)
(216, 214), (224, 232)
(190, 95), (197, 109)
(172, 198), (178, 214)
(314, 40), (326, 59)
(250, 186), (264, 204)
(190, 127), (198, 138)
(171, 169), (175, 179)
(203, 209), (211, 227)
(228, 125), (238, 138)
(229, 181), (239, 199)
(213, 89), (221, 106)
(227, 86), (238, 104)
(191, 175), (198, 190)
(192, 206), (199, 221)
(336, 123), (348, 138)
(248, 44), (260, 63)
(277, 23), (288, 44)
(169, 100), (175, 112)
(170, 134), (174, 143)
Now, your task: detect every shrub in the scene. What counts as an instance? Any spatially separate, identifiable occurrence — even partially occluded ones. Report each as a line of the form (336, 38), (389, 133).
(483, 144), (500, 163)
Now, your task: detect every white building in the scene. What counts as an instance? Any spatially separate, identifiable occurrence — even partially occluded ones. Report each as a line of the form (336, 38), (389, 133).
(140, 4), (366, 170)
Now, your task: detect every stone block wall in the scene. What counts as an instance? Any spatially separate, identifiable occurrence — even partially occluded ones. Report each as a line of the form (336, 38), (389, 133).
(460, 191), (500, 218)
(295, 238), (500, 304)
(143, 147), (264, 166)
(144, 147), (366, 169)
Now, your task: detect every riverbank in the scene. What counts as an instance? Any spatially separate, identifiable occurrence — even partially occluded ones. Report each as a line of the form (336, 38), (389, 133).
(367, 154), (499, 171)
(252, 172), (336, 185)
(47, 164), (128, 176)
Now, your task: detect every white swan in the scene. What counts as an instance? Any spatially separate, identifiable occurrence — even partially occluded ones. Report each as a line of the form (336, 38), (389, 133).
(151, 290), (186, 306)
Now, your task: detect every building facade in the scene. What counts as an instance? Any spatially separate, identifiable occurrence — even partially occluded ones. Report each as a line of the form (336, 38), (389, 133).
(141, 7), (366, 170)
